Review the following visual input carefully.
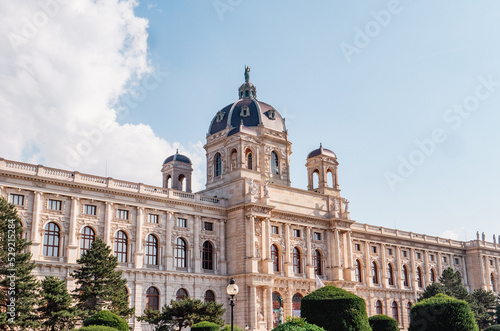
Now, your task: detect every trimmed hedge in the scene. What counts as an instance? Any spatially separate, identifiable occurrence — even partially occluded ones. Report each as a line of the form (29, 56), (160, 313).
(221, 325), (244, 331)
(83, 310), (129, 331)
(272, 317), (326, 331)
(368, 314), (399, 331)
(301, 285), (371, 331)
(409, 294), (478, 331)
(485, 326), (500, 331)
(191, 321), (221, 331)
(73, 327), (119, 331)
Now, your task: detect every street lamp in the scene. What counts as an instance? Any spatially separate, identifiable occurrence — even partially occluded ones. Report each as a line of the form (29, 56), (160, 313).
(227, 278), (239, 331)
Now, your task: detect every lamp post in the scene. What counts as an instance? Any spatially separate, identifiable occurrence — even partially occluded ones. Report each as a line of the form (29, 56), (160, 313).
(227, 278), (239, 331)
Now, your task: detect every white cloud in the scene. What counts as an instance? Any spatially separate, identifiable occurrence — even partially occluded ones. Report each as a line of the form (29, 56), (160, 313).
(0, 0), (206, 191)
(441, 227), (466, 241)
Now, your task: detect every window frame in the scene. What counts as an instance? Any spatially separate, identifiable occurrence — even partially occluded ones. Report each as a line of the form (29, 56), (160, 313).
(114, 230), (128, 263)
(145, 234), (158, 266)
(43, 222), (60, 257)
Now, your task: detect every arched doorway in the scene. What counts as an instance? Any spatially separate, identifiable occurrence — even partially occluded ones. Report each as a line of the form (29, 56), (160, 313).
(292, 293), (302, 317)
(272, 291), (283, 328)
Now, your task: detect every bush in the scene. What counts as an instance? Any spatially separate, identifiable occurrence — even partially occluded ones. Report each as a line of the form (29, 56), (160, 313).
(221, 325), (244, 331)
(272, 317), (326, 331)
(409, 294), (479, 331)
(485, 326), (500, 331)
(368, 315), (399, 331)
(191, 321), (221, 331)
(83, 310), (129, 331)
(73, 326), (119, 331)
(301, 285), (371, 331)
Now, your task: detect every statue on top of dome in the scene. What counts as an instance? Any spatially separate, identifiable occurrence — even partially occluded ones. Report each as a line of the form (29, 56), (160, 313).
(244, 65), (251, 82)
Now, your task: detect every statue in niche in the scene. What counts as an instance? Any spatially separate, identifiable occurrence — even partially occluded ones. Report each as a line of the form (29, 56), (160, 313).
(263, 181), (270, 197)
(332, 198), (340, 218)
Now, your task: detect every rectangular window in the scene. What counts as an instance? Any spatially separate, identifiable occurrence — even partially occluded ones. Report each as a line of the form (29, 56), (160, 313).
(314, 232), (321, 240)
(387, 248), (393, 256)
(490, 259), (494, 266)
(354, 243), (361, 251)
(117, 209), (129, 220)
(177, 218), (187, 228)
(430, 254), (435, 261)
(84, 205), (97, 216)
(271, 226), (279, 234)
(443, 256), (448, 263)
(293, 229), (301, 238)
(9, 194), (24, 206)
(148, 214), (159, 223)
(204, 222), (213, 231)
(402, 250), (408, 258)
(416, 252), (422, 259)
(455, 258), (460, 265)
(48, 199), (62, 211)
(371, 246), (377, 254)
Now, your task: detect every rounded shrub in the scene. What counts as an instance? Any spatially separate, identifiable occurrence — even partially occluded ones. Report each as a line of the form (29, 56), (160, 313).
(485, 326), (500, 331)
(191, 321), (221, 331)
(409, 294), (478, 331)
(222, 325), (244, 331)
(300, 285), (371, 331)
(83, 310), (129, 331)
(368, 314), (399, 331)
(73, 326), (119, 331)
(272, 317), (326, 331)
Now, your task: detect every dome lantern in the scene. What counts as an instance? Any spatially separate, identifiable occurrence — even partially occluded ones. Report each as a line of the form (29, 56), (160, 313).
(238, 66), (257, 100)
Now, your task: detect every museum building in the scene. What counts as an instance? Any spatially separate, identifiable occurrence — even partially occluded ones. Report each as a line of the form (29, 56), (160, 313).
(1, 69), (499, 330)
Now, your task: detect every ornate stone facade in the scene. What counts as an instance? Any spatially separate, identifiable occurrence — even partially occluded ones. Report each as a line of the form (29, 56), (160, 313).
(1, 71), (499, 330)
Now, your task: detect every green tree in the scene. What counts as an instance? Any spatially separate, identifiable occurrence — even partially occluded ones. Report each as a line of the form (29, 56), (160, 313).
(469, 288), (497, 330)
(439, 267), (469, 300)
(0, 196), (41, 330)
(419, 282), (449, 301)
(71, 238), (134, 319)
(39, 276), (80, 331)
(139, 297), (225, 331)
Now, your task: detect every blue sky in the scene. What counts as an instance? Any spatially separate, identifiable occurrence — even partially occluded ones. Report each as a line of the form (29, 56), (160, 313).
(1, 0), (500, 241)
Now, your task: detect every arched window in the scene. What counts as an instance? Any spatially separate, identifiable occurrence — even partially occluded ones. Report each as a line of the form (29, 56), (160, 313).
(387, 263), (394, 286)
(407, 302), (412, 322)
(271, 151), (279, 175)
(292, 294), (302, 317)
(213, 153), (222, 177)
(43, 222), (60, 257)
(355, 259), (362, 282)
(146, 287), (160, 310)
(314, 250), (322, 276)
(246, 150), (253, 170)
(176, 288), (188, 301)
(178, 175), (186, 191)
(175, 238), (187, 268)
(204, 290), (215, 302)
(327, 169), (336, 187)
(293, 247), (301, 274)
(80, 226), (95, 256)
(271, 244), (280, 272)
(430, 268), (436, 283)
(146, 234), (158, 265)
(417, 267), (423, 288)
(392, 301), (399, 322)
(403, 265), (409, 287)
(371, 262), (379, 284)
(491, 273), (496, 292)
(202, 241), (213, 270)
(312, 170), (320, 188)
(166, 175), (171, 188)
(114, 230), (128, 263)
(376, 300), (383, 315)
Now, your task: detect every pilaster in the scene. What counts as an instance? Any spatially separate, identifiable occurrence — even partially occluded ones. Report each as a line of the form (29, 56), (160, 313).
(134, 207), (144, 268)
(67, 197), (79, 264)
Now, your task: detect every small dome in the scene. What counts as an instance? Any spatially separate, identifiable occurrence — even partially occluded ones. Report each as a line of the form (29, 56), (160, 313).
(307, 144), (336, 159)
(163, 150), (191, 165)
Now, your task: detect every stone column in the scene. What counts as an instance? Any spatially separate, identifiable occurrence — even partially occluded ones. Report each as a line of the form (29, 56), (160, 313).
(219, 219), (227, 274)
(247, 216), (256, 258)
(343, 230), (354, 281)
(249, 286), (257, 330)
(437, 252), (443, 277)
(193, 215), (201, 273)
(332, 229), (342, 280)
(381, 243), (387, 288)
(67, 197), (79, 264)
(31, 191), (42, 258)
(103, 202), (113, 246)
(306, 227), (314, 279)
(165, 211), (174, 270)
(134, 207), (144, 268)
(423, 251), (429, 287)
(284, 223), (292, 276)
(396, 246), (402, 289)
(410, 248), (416, 290)
(133, 281), (143, 331)
(365, 241), (371, 286)
(266, 287), (273, 330)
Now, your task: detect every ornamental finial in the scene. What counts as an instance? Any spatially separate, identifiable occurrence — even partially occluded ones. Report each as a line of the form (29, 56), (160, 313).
(244, 65), (251, 83)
